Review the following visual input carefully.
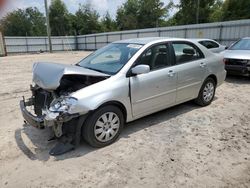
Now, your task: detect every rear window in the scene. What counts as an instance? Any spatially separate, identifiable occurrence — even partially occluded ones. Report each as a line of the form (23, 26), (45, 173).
(199, 40), (219, 49)
(172, 42), (204, 64)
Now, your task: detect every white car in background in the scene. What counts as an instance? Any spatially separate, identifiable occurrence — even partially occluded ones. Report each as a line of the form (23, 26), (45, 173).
(192, 39), (226, 53)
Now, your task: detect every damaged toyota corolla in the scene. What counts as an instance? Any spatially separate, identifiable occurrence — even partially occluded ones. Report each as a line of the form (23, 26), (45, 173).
(20, 37), (226, 155)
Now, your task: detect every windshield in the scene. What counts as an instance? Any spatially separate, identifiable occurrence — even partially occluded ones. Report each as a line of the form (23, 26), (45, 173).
(229, 39), (250, 50)
(78, 43), (143, 75)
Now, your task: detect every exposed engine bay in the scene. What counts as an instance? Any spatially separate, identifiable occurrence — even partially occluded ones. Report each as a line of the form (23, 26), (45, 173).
(57, 75), (107, 95)
(32, 74), (107, 116)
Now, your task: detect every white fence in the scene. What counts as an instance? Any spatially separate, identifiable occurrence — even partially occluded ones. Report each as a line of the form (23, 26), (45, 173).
(4, 19), (250, 54)
(4, 36), (77, 53)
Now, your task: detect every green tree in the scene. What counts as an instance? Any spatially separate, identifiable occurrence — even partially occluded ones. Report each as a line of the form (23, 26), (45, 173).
(67, 13), (78, 35)
(209, 0), (223, 22)
(74, 4), (101, 35)
(222, 0), (250, 21)
(26, 7), (47, 35)
(138, 0), (168, 28)
(101, 12), (117, 32)
(116, 0), (172, 30)
(116, 0), (140, 30)
(0, 7), (46, 36)
(49, 0), (70, 36)
(172, 0), (216, 25)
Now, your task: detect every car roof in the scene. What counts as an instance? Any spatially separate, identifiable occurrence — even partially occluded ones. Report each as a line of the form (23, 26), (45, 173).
(113, 37), (195, 45)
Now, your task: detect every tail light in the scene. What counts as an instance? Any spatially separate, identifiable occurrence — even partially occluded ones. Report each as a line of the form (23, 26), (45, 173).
(223, 58), (228, 64)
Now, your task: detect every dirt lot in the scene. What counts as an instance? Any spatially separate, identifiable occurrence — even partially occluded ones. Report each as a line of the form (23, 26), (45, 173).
(0, 52), (249, 188)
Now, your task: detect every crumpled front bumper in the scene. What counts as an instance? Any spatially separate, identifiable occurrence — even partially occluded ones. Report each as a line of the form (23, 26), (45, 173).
(20, 100), (45, 129)
(20, 96), (88, 155)
(20, 98), (80, 130)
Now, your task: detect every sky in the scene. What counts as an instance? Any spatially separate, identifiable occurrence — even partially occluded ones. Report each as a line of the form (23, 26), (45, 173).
(0, 0), (180, 19)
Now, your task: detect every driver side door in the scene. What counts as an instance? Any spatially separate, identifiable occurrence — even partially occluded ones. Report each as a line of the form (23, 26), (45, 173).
(129, 43), (177, 118)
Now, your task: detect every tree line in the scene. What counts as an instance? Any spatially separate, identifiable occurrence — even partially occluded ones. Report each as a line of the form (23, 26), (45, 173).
(0, 0), (249, 36)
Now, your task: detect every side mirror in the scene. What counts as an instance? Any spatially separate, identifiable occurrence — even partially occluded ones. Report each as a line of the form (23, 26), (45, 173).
(131, 65), (150, 75)
(225, 46), (228, 49)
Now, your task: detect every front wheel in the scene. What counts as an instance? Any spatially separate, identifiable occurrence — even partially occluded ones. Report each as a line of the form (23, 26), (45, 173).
(82, 105), (124, 148)
(195, 78), (216, 106)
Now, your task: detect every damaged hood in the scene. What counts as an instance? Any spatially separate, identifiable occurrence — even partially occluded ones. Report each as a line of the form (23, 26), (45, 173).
(33, 62), (109, 90)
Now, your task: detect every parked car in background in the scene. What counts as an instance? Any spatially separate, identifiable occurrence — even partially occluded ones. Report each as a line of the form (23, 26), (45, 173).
(193, 39), (226, 53)
(221, 37), (250, 76)
(20, 37), (226, 155)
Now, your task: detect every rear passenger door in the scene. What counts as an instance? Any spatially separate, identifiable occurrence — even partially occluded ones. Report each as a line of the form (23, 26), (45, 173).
(171, 41), (207, 103)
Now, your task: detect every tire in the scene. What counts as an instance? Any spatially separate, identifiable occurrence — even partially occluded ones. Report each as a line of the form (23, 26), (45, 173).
(82, 105), (124, 148)
(195, 77), (216, 106)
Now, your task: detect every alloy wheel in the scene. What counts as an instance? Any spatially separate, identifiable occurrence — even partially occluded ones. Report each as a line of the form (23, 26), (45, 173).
(94, 112), (120, 142)
(203, 82), (215, 102)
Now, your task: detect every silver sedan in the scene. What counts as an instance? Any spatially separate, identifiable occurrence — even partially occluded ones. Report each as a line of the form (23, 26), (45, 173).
(221, 37), (250, 76)
(20, 37), (226, 155)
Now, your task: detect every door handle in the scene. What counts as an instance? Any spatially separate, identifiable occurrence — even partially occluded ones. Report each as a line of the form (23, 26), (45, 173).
(168, 70), (175, 77)
(200, 62), (206, 68)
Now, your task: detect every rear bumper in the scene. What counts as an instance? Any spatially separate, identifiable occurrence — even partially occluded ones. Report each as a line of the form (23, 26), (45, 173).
(216, 69), (227, 87)
(20, 100), (44, 129)
(225, 65), (250, 76)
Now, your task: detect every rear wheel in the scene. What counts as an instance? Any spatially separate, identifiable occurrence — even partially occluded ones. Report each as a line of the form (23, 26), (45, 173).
(195, 78), (216, 106)
(82, 105), (124, 148)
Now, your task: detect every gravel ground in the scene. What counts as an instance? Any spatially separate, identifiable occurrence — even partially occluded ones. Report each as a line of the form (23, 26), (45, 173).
(0, 51), (249, 188)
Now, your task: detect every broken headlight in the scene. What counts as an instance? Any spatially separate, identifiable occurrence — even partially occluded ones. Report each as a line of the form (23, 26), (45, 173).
(49, 97), (78, 113)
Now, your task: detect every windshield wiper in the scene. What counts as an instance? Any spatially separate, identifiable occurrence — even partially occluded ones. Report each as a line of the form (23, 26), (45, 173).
(75, 64), (113, 75)
(84, 67), (110, 74)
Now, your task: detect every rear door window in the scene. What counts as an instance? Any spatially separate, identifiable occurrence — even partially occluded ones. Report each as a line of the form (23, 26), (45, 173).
(172, 42), (204, 64)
